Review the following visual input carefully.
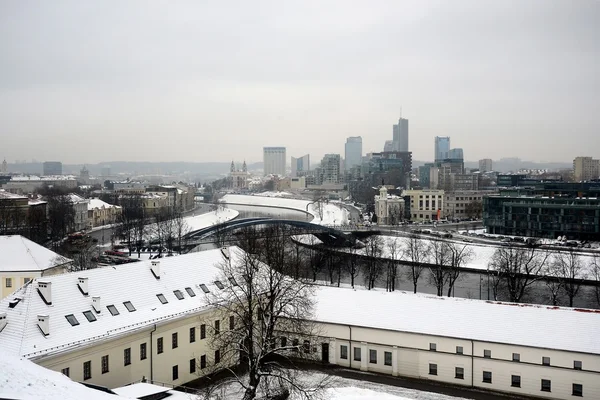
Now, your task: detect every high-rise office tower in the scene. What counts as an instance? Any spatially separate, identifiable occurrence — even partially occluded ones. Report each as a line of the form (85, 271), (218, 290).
(291, 154), (310, 177)
(479, 159), (493, 172)
(320, 154), (342, 184)
(263, 147), (286, 176)
(434, 137), (451, 161)
(447, 148), (464, 160)
(392, 118), (409, 152)
(344, 136), (362, 170)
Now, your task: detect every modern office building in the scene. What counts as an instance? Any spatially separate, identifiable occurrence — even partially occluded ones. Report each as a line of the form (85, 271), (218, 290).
(320, 154), (342, 184)
(573, 157), (600, 182)
(447, 148), (464, 160)
(291, 154), (310, 177)
(43, 161), (62, 176)
(392, 118), (409, 152)
(344, 137), (362, 171)
(434, 137), (450, 161)
(479, 159), (493, 173)
(263, 147), (286, 176)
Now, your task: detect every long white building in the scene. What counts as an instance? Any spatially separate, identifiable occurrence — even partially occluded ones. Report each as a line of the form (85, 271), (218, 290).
(0, 247), (598, 399)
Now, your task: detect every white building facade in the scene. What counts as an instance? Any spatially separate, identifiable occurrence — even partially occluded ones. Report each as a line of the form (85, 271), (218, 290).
(404, 189), (445, 221)
(374, 186), (405, 225)
(263, 147), (286, 176)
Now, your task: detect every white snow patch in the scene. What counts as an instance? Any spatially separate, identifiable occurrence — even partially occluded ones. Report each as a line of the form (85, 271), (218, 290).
(184, 207), (239, 232)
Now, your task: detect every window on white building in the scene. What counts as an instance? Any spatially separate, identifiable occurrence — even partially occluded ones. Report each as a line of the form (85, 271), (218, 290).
(353, 347), (361, 361)
(369, 349), (377, 364)
(541, 379), (551, 392)
(429, 363), (437, 376)
(384, 351), (392, 366)
(455, 367), (464, 379)
(574, 360), (582, 370)
(484, 349), (491, 358)
(512, 353), (520, 362)
(456, 346), (463, 354)
(572, 383), (583, 397)
(429, 343), (436, 351)
(511, 375), (521, 387)
(483, 371), (492, 383)
(542, 356), (550, 366)
(340, 345), (348, 360)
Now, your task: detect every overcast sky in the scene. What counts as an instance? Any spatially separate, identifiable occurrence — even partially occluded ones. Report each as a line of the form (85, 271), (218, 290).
(1, 0), (598, 164)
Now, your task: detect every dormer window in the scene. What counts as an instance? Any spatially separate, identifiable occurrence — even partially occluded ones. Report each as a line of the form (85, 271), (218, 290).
(107, 305), (120, 316)
(123, 301), (136, 312)
(185, 287), (196, 297)
(214, 281), (225, 290)
(83, 311), (97, 322)
(174, 290), (184, 300)
(65, 314), (80, 326)
(157, 294), (168, 304)
(199, 284), (210, 294)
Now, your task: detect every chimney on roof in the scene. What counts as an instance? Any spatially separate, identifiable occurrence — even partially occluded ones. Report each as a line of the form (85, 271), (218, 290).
(37, 314), (49, 336)
(221, 247), (230, 260)
(0, 312), (7, 333)
(151, 260), (160, 279)
(78, 277), (88, 295)
(37, 281), (52, 305)
(92, 296), (101, 313)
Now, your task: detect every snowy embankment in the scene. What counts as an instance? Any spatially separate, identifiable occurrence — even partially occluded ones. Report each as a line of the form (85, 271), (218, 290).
(184, 207), (239, 232)
(220, 193), (349, 226)
(0, 355), (124, 400)
(294, 233), (598, 275)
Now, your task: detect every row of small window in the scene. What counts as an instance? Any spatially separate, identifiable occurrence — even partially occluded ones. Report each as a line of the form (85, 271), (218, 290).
(430, 344), (584, 370)
(4, 277), (32, 288)
(65, 302), (137, 326)
(67, 350), (221, 381)
(427, 365), (583, 397)
(156, 280), (233, 305)
(340, 345), (393, 366)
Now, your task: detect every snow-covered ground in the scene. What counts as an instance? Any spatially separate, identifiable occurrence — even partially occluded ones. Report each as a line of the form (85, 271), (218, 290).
(295, 233), (598, 274)
(184, 206), (239, 232)
(220, 193), (349, 226)
(0, 355), (124, 400)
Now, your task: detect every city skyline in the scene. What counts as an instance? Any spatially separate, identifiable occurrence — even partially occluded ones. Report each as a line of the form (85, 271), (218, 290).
(1, 1), (599, 164)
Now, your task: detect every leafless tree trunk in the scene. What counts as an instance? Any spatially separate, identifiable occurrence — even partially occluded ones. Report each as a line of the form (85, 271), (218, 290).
(554, 249), (586, 307)
(346, 246), (360, 289)
(487, 247), (549, 303)
(363, 236), (384, 290)
(543, 260), (563, 306)
(200, 233), (330, 400)
(428, 239), (452, 296)
(385, 237), (400, 292)
(173, 207), (190, 254)
(446, 243), (474, 297)
(591, 254), (600, 308)
(403, 234), (428, 293)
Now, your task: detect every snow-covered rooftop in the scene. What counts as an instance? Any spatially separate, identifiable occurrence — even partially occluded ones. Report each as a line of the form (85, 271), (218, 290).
(0, 235), (71, 273)
(0, 189), (27, 200)
(314, 286), (600, 355)
(88, 198), (121, 211)
(0, 354), (124, 400)
(0, 247), (238, 359)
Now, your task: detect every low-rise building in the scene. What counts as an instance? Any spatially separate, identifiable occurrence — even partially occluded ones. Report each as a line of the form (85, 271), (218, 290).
(0, 235), (71, 299)
(404, 189), (444, 221)
(1, 175), (77, 195)
(87, 198), (122, 229)
(444, 190), (493, 220)
(573, 156), (600, 182)
(374, 186), (404, 225)
(68, 194), (89, 232)
(0, 247), (598, 400)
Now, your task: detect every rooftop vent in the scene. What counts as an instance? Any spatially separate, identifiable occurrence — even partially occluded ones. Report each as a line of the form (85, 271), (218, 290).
(151, 260), (160, 279)
(0, 312), (7, 333)
(8, 297), (22, 309)
(221, 247), (230, 260)
(37, 314), (49, 336)
(37, 281), (52, 305)
(92, 296), (102, 314)
(78, 277), (89, 295)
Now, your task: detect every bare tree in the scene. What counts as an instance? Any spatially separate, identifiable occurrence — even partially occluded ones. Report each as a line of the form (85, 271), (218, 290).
(43, 187), (76, 249)
(445, 243), (475, 297)
(201, 242), (330, 400)
(403, 234), (428, 293)
(543, 259), (563, 306)
(428, 239), (452, 296)
(591, 254), (600, 308)
(554, 249), (587, 307)
(346, 246), (360, 289)
(385, 237), (400, 292)
(363, 235), (384, 290)
(487, 247), (549, 303)
(173, 207), (190, 254)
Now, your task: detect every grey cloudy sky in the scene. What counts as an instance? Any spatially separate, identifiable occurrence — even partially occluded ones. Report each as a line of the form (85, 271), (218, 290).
(1, 0), (599, 164)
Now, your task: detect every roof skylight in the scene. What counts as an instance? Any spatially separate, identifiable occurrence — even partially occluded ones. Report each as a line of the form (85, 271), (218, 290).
(157, 294), (168, 304)
(174, 290), (184, 300)
(214, 281), (225, 290)
(123, 301), (136, 312)
(83, 310), (97, 322)
(185, 287), (196, 297)
(107, 305), (120, 316)
(65, 314), (80, 326)
(199, 284), (210, 293)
